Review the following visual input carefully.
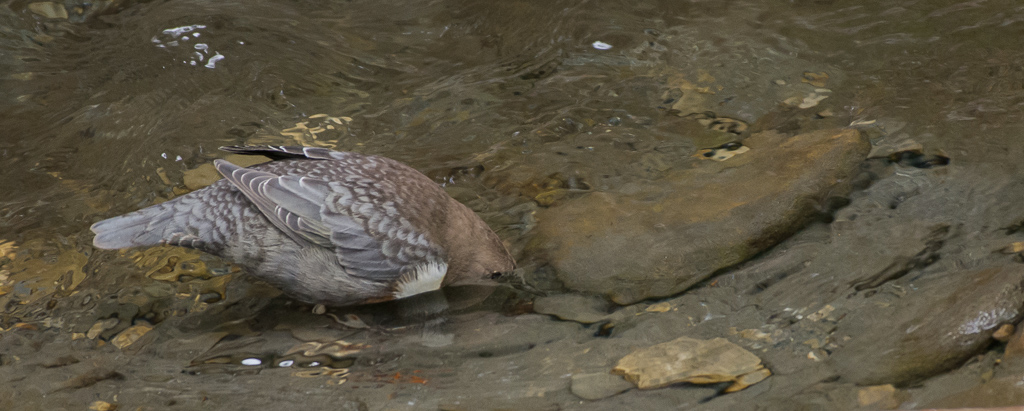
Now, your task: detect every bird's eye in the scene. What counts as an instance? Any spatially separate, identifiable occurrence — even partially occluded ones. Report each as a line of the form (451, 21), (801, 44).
(488, 271), (503, 280)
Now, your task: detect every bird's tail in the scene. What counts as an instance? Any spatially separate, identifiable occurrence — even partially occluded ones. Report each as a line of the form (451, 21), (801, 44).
(91, 201), (178, 249)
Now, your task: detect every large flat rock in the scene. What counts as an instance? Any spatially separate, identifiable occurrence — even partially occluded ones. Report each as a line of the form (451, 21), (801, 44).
(612, 336), (769, 391)
(531, 128), (870, 304)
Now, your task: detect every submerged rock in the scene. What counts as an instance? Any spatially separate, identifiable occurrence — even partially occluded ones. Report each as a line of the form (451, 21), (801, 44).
(532, 128), (870, 304)
(927, 376), (1024, 408)
(829, 266), (1024, 385)
(857, 384), (907, 410)
(27, 2), (68, 19)
(533, 293), (611, 324)
(570, 373), (634, 400)
(111, 324), (153, 350)
(612, 336), (770, 392)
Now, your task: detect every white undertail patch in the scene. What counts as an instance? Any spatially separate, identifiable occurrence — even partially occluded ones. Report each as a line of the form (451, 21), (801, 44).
(393, 261), (448, 299)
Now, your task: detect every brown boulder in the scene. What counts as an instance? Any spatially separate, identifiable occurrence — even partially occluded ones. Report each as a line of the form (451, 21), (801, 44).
(531, 128), (870, 304)
(829, 266), (1024, 385)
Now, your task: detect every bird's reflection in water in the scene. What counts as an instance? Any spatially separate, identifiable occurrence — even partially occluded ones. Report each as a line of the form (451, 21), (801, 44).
(326, 283), (502, 347)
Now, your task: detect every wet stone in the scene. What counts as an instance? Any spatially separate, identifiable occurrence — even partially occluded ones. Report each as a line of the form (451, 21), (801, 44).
(1004, 318), (1024, 360)
(570, 372), (634, 400)
(612, 336), (769, 392)
(829, 266), (1024, 386)
(141, 283), (175, 299)
(111, 324), (154, 350)
(86, 318), (119, 339)
(993, 323), (1015, 342)
(27, 2), (68, 19)
(40, 355), (79, 368)
(533, 293), (610, 324)
(88, 400), (117, 411)
(926, 376), (1024, 408)
(56, 368), (124, 391)
(867, 135), (923, 159)
(283, 340), (365, 359)
(532, 128), (870, 304)
(857, 384), (907, 410)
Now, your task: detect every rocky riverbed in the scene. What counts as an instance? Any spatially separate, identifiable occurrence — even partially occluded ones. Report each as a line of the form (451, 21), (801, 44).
(4, 0), (1024, 410)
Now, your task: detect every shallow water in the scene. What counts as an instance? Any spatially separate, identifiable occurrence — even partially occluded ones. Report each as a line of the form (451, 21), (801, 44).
(3, 0), (1024, 409)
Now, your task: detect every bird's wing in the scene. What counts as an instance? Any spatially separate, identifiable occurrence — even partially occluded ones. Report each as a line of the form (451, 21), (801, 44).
(214, 159), (424, 279)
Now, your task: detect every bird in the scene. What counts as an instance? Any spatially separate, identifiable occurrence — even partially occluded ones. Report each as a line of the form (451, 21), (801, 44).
(90, 145), (516, 307)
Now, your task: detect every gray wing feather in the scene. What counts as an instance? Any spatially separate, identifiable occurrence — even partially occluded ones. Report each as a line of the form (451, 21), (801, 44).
(213, 159), (405, 279)
(214, 160), (318, 246)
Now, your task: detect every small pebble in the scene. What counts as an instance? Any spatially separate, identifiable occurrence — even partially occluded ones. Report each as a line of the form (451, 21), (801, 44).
(993, 323), (1015, 342)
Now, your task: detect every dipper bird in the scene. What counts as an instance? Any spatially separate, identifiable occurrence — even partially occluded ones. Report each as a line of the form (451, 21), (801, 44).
(91, 145), (516, 306)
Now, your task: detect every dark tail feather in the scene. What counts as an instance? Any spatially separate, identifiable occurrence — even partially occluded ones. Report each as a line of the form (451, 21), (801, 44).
(219, 145), (334, 160)
(91, 202), (176, 249)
